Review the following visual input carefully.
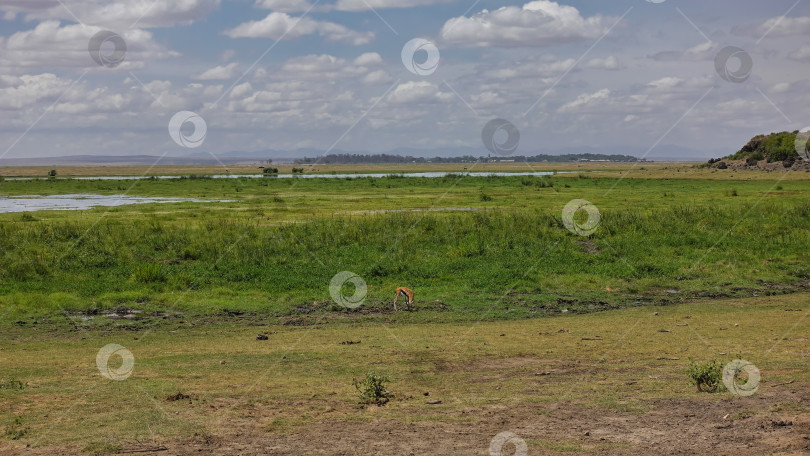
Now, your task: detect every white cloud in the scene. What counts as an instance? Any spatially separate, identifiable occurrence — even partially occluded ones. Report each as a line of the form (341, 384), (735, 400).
(0, 21), (170, 72)
(481, 56), (575, 80)
(440, 1), (613, 48)
(354, 52), (383, 66)
(334, 0), (454, 12)
(280, 54), (365, 78)
(255, 0), (316, 13)
(647, 77), (683, 90)
(753, 16), (810, 38)
(649, 41), (716, 62)
(0, 0), (220, 29)
(0, 73), (74, 110)
(226, 12), (374, 45)
(788, 43), (810, 61)
(558, 88), (610, 113)
(386, 81), (451, 104)
(583, 56), (623, 71)
(230, 82), (253, 98)
(194, 63), (239, 80)
(363, 70), (393, 85)
(255, 0), (453, 13)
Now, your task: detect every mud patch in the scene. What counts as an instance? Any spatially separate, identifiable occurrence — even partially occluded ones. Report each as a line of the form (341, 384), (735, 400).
(65, 307), (178, 322)
(165, 392), (191, 402)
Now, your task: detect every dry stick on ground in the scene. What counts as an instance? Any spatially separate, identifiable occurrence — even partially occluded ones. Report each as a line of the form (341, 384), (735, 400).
(770, 380), (796, 388)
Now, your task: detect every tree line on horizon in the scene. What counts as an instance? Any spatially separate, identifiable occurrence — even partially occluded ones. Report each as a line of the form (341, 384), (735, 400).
(293, 153), (641, 165)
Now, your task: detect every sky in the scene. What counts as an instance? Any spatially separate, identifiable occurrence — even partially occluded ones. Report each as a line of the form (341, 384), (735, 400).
(0, 0), (809, 161)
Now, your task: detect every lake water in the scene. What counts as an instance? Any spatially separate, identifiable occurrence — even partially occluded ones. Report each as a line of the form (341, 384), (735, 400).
(0, 194), (213, 213)
(0, 172), (564, 213)
(4, 171), (563, 181)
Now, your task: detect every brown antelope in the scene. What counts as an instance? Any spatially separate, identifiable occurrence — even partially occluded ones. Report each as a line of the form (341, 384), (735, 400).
(393, 287), (414, 311)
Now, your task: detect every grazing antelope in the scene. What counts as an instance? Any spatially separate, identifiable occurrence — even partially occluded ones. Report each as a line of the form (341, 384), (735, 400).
(393, 287), (414, 311)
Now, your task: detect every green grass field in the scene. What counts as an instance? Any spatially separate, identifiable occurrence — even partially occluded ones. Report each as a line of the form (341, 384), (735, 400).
(1, 172), (808, 324)
(1, 166), (809, 454)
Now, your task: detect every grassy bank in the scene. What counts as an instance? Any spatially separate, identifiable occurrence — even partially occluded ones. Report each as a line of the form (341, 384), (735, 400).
(1, 174), (809, 325)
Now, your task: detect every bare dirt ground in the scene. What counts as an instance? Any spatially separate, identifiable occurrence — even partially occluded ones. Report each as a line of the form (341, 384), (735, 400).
(4, 385), (807, 455)
(184, 391), (810, 455)
(3, 294), (808, 455)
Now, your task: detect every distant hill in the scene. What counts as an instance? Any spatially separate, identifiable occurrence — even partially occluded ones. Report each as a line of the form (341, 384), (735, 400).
(716, 131), (806, 164)
(0, 155), (232, 167)
(705, 131), (809, 170)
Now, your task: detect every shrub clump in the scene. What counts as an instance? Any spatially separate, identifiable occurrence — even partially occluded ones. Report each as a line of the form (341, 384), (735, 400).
(687, 359), (726, 393)
(0, 379), (25, 390)
(354, 372), (393, 406)
(4, 417), (29, 440)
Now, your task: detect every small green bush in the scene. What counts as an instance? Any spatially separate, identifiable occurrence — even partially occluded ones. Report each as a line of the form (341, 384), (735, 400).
(687, 359), (726, 393)
(0, 379), (25, 390)
(4, 417), (29, 440)
(354, 372), (392, 406)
